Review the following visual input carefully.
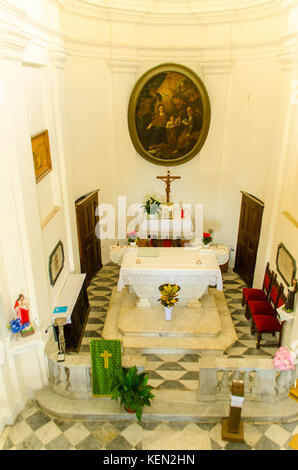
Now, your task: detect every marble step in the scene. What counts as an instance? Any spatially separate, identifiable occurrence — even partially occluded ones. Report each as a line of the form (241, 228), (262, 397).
(118, 287), (222, 338)
(103, 288), (237, 354)
(122, 335), (232, 355)
(35, 386), (298, 424)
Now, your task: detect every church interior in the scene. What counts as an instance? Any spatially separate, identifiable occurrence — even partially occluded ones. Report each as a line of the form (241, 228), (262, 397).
(0, 0), (298, 451)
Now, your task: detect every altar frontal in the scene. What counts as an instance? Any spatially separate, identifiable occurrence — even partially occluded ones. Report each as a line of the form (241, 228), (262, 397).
(117, 247), (223, 309)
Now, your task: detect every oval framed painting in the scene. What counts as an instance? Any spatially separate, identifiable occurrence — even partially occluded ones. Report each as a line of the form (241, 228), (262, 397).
(128, 63), (211, 166)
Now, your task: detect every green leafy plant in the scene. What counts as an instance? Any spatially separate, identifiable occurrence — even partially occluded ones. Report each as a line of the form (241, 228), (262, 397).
(158, 283), (180, 307)
(142, 196), (161, 215)
(111, 366), (155, 421)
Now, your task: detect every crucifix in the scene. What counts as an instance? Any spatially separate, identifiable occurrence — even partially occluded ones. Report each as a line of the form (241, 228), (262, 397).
(100, 350), (112, 369)
(156, 170), (181, 204)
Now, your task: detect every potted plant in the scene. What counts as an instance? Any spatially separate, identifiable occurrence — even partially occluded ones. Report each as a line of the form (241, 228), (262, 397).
(158, 283), (180, 320)
(142, 196), (161, 218)
(202, 232), (212, 247)
(127, 230), (139, 246)
(110, 366), (155, 421)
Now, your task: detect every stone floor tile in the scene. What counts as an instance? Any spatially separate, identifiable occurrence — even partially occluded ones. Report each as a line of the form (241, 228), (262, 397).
(92, 421), (118, 446)
(34, 420), (62, 446)
(120, 422), (143, 447)
(26, 410), (51, 431)
(264, 423), (292, 446)
(63, 421), (90, 446)
(75, 434), (104, 450)
(8, 420), (33, 446)
(45, 434), (73, 450)
(105, 434), (132, 450)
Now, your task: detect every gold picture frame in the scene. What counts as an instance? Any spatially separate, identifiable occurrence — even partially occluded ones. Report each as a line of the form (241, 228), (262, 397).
(31, 130), (52, 183)
(128, 63), (211, 166)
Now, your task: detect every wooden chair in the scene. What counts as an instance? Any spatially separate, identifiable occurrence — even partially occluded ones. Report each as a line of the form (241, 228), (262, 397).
(247, 278), (284, 319)
(242, 262), (275, 319)
(250, 291), (286, 349)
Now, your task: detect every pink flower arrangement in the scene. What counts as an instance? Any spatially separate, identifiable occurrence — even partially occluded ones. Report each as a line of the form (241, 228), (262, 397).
(273, 347), (295, 370)
(127, 231), (139, 243)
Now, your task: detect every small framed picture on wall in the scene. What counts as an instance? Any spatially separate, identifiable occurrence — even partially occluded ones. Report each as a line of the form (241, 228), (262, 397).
(31, 130), (52, 183)
(49, 240), (64, 286)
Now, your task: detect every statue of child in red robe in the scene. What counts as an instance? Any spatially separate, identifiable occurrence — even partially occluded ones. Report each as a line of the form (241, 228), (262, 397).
(14, 294), (34, 336)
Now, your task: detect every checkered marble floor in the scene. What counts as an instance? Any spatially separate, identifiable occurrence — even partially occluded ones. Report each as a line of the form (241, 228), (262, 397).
(2, 264), (297, 451)
(1, 399), (297, 450)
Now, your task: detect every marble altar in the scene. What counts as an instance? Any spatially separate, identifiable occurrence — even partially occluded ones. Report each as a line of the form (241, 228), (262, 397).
(109, 244), (229, 268)
(139, 218), (193, 239)
(117, 247), (222, 308)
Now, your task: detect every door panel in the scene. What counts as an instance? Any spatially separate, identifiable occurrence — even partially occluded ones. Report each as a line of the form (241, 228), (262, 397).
(234, 192), (264, 287)
(75, 190), (102, 284)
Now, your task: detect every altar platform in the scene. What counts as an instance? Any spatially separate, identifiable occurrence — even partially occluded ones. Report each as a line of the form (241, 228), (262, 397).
(102, 286), (237, 355)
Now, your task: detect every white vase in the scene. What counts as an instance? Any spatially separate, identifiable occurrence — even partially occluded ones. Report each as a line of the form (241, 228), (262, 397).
(203, 242), (211, 248)
(147, 213), (158, 219)
(164, 306), (173, 321)
(129, 242), (136, 246)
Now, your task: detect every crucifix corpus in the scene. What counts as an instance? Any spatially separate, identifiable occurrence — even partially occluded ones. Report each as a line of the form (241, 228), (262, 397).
(156, 170), (181, 204)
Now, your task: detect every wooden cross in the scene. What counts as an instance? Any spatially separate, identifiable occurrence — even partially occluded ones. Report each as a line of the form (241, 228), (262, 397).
(100, 350), (112, 369)
(156, 170), (181, 204)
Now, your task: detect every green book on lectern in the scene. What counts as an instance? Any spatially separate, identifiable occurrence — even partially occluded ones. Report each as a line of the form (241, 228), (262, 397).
(137, 247), (159, 257)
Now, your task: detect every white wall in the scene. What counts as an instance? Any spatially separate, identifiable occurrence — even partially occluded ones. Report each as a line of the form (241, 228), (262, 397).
(0, 0), (73, 433)
(61, 6), (284, 259)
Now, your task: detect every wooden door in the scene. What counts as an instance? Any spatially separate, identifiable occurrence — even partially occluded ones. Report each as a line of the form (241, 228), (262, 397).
(75, 190), (102, 285)
(234, 191), (264, 287)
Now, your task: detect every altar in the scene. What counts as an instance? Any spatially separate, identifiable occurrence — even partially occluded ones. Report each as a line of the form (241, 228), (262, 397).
(117, 247), (222, 308)
(139, 217), (193, 240)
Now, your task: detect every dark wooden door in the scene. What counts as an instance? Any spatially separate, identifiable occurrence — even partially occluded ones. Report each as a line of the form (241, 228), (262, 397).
(75, 190), (102, 285)
(234, 191), (264, 287)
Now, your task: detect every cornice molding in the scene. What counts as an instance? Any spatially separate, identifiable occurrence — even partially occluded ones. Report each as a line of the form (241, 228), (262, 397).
(0, 26), (31, 62)
(107, 56), (140, 73)
(200, 60), (233, 75)
(57, 0), (297, 25)
(277, 31), (298, 71)
(64, 35), (286, 63)
(0, 1), (67, 65)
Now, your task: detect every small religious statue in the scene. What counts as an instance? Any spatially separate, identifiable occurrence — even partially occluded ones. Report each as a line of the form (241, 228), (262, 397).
(14, 294), (34, 337)
(283, 279), (298, 313)
(156, 170), (181, 204)
(54, 317), (66, 362)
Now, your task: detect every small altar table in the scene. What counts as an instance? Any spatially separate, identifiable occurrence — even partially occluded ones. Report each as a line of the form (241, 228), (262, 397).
(117, 247), (222, 308)
(139, 218), (193, 240)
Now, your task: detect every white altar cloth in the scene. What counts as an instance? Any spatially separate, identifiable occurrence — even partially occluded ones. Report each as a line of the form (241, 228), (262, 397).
(109, 244), (229, 267)
(117, 247), (222, 307)
(139, 218), (193, 239)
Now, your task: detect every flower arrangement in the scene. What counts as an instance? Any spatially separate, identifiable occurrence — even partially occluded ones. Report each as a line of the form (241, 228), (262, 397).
(142, 196), (161, 215)
(127, 231), (139, 244)
(8, 318), (28, 334)
(202, 232), (212, 245)
(158, 284), (180, 308)
(273, 346), (295, 370)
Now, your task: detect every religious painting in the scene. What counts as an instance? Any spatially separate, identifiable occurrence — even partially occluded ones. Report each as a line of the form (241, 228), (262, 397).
(49, 240), (64, 286)
(31, 130), (52, 183)
(276, 243), (296, 287)
(128, 63), (211, 166)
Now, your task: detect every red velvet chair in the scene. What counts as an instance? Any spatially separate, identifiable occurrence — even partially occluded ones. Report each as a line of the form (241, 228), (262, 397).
(250, 313), (284, 349)
(242, 262), (275, 319)
(247, 279), (284, 319)
(250, 289), (286, 349)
